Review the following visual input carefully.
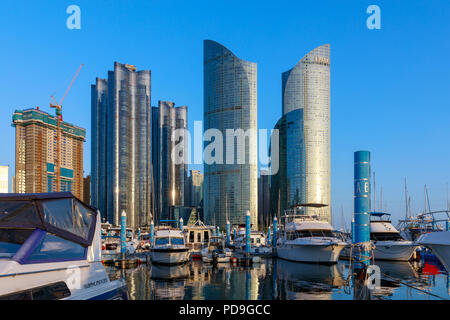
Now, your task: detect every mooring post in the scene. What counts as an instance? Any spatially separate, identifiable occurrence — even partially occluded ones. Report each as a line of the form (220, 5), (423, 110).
(138, 227), (141, 241)
(245, 210), (251, 255)
(226, 220), (230, 246)
(273, 217), (278, 247)
(150, 220), (154, 248)
(121, 210), (127, 261)
(354, 151), (371, 270)
(267, 226), (271, 247)
(179, 217), (184, 230)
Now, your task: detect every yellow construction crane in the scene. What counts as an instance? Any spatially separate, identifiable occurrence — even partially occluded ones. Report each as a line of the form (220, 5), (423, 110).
(50, 63), (84, 192)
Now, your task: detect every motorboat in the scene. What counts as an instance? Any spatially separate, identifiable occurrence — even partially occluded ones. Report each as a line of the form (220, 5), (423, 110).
(276, 204), (346, 264)
(233, 226), (272, 256)
(418, 230), (450, 272)
(150, 227), (190, 265)
(101, 226), (139, 263)
(370, 212), (417, 261)
(201, 235), (232, 263)
(183, 220), (215, 259)
(0, 192), (128, 300)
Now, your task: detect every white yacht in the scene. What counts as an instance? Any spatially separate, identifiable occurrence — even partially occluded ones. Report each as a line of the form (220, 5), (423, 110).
(150, 227), (190, 265)
(201, 235), (232, 263)
(0, 193), (128, 300)
(370, 212), (417, 261)
(418, 230), (450, 272)
(277, 205), (346, 264)
(101, 226), (138, 263)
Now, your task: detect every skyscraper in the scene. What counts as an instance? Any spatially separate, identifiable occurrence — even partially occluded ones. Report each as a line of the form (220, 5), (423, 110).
(151, 101), (187, 223)
(91, 62), (152, 228)
(12, 108), (85, 198)
(0, 166), (9, 193)
(203, 40), (258, 229)
(270, 45), (331, 222)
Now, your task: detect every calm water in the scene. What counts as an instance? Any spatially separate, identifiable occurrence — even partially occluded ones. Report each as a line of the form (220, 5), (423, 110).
(106, 259), (449, 300)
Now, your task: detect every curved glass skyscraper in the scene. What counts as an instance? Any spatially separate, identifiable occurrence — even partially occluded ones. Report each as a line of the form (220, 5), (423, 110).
(91, 62), (152, 228)
(271, 45), (331, 222)
(203, 40), (258, 229)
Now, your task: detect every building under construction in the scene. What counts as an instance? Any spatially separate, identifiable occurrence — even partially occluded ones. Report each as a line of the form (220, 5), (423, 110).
(12, 108), (86, 198)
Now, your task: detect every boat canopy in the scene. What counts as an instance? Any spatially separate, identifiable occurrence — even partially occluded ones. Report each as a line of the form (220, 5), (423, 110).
(0, 193), (97, 246)
(370, 212), (391, 217)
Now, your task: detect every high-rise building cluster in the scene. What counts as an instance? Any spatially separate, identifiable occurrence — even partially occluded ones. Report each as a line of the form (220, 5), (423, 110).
(10, 42), (331, 230)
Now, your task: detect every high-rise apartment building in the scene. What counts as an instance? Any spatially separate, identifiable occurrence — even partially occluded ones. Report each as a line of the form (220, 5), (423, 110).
(12, 108), (85, 198)
(151, 101), (187, 223)
(203, 40), (258, 229)
(91, 62), (152, 228)
(270, 44), (331, 222)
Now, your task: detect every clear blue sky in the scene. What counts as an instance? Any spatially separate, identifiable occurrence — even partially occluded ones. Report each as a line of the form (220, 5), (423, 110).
(1, 0), (449, 228)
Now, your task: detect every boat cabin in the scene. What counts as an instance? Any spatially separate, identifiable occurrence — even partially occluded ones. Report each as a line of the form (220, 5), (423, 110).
(370, 212), (404, 241)
(183, 220), (214, 251)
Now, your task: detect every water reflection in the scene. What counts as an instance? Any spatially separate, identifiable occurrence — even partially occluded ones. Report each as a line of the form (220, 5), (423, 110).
(276, 259), (346, 300)
(105, 258), (449, 300)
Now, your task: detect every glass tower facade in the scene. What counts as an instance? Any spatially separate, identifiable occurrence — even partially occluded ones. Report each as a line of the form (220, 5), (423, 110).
(271, 45), (331, 223)
(203, 40), (258, 229)
(91, 62), (152, 228)
(151, 101), (188, 223)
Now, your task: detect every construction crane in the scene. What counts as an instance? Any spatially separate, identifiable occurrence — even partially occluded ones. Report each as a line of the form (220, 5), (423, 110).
(50, 63), (84, 192)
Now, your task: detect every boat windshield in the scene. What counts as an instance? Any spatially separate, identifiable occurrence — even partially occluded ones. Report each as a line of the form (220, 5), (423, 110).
(0, 229), (34, 259)
(371, 232), (403, 241)
(155, 237), (169, 246)
(171, 237), (184, 245)
(286, 230), (334, 240)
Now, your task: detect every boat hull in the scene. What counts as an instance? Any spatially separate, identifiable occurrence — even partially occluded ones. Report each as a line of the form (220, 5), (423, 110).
(277, 243), (345, 264)
(419, 231), (450, 272)
(150, 249), (190, 265)
(373, 242), (417, 261)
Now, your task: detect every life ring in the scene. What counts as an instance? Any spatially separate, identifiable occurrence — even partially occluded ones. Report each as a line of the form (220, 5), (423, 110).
(231, 257), (238, 264)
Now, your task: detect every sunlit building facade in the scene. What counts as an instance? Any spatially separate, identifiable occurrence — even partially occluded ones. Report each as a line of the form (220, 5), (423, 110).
(203, 40), (258, 229)
(151, 101), (187, 223)
(271, 45), (331, 223)
(91, 62), (152, 228)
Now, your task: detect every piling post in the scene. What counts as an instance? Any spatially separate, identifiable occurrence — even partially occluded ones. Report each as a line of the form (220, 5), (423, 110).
(267, 226), (271, 247)
(121, 211), (127, 260)
(179, 217), (184, 230)
(245, 211), (251, 255)
(273, 217), (278, 247)
(351, 218), (355, 243)
(138, 228), (141, 241)
(446, 220), (449, 231)
(150, 220), (154, 248)
(354, 151), (371, 269)
(226, 220), (231, 246)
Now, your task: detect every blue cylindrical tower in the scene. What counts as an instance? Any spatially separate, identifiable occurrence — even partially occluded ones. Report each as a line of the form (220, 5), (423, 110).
(245, 211), (251, 254)
(267, 226), (271, 247)
(354, 151), (371, 268)
(120, 211), (127, 256)
(150, 220), (154, 248)
(226, 220), (231, 246)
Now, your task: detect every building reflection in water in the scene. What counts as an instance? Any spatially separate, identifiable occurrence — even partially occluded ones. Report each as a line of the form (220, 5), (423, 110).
(105, 258), (448, 300)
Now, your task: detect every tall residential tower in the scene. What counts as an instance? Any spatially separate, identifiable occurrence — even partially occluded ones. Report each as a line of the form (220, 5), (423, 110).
(12, 108), (85, 198)
(271, 45), (331, 222)
(91, 62), (152, 228)
(203, 40), (258, 229)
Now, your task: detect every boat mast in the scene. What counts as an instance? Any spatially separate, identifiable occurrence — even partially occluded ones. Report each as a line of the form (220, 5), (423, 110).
(373, 171), (376, 212)
(405, 177), (408, 220)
